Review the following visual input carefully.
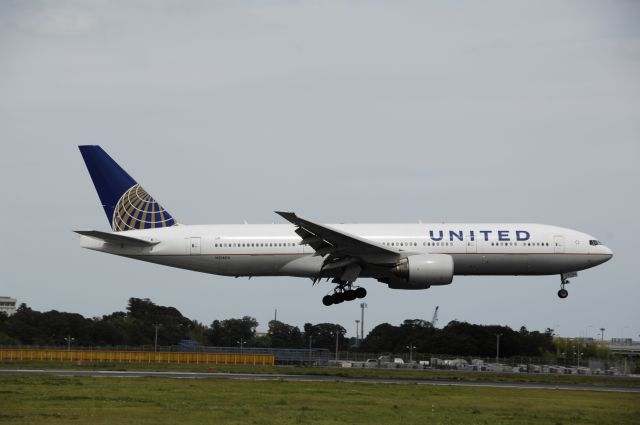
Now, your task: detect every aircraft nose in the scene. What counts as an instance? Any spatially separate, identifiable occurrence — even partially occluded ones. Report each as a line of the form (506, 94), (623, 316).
(603, 245), (613, 260)
(589, 244), (613, 266)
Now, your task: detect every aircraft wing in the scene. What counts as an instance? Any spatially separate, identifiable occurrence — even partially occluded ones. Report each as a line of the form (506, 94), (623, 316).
(74, 230), (159, 247)
(275, 211), (398, 261)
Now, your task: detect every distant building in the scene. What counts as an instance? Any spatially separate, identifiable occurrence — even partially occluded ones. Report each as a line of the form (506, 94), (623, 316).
(610, 338), (633, 345)
(607, 338), (640, 357)
(0, 297), (17, 316)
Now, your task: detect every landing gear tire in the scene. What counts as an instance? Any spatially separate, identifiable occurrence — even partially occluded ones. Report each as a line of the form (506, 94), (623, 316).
(344, 290), (357, 301)
(321, 282), (367, 306)
(355, 287), (367, 299)
(331, 292), (345, 304)
(558, 288), (568, 299)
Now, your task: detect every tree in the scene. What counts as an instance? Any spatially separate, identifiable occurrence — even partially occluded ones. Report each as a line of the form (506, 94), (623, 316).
(123, 298), (195, 346)
(86, 320), (127, 346)
(360, 323), (399, 352)
(207, 316), (258, 346)
(268, 320), (303, 348)
(187, 321), (209, 345)
(0, 332), (20, 345)
(2, 305), (52, 345)
(303, 323), (347, 351)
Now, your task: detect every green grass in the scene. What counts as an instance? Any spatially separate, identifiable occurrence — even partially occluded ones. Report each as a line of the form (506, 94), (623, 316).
(2, 360), (639, 388)
(0, 374), (638, 425)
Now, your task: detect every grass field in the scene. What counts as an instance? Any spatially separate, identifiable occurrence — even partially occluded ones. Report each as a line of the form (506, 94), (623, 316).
(0, 374), (638, 425)
(2, 360), (639, 388)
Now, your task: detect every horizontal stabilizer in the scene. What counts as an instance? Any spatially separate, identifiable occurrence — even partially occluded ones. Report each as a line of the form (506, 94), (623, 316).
(74, 230), (159, 247)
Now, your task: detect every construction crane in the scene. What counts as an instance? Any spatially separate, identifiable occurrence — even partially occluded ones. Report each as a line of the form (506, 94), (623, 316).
(431, 306), (439, 327)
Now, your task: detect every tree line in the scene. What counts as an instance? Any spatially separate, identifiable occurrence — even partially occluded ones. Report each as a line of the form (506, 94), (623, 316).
(0, 298), (556, 357)
(363, 319), (555, 357)
(0, 298), (347, 350)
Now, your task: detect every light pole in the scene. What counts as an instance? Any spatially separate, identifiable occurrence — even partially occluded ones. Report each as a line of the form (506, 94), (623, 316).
(153, 324), (161, 352)
(600, 328), (605, 342)
(64, 335), (75, 352)
(360, 303), (367, 343)
(355, 320), (360, 346)
(237, 338), (245, 354)
(406, 344), (416, 363)
(585, 325), (592, 339)
(335, 330), (339, 361)
(495, 333), (503, 364)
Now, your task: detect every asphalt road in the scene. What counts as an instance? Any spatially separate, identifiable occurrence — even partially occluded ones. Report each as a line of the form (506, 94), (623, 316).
(1, 369), (639, 393)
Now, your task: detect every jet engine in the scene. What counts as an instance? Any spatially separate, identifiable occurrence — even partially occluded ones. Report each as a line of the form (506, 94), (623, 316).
(386, 254), (454, 289)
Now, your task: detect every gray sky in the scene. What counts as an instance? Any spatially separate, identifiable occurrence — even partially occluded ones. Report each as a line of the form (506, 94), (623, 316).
(1, 0), (638, 340)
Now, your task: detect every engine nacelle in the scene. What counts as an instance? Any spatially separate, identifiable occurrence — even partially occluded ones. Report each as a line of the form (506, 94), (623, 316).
(389, 254), (454, 289)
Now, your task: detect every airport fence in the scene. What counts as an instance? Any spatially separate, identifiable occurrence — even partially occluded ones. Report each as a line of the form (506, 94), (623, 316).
(178, 341), (331, 365)
(0, 348), (274, 366)
(1, 345), (635, 374)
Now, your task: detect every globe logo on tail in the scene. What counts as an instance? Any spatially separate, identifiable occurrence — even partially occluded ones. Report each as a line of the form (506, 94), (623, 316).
(112, 184), (176, 231)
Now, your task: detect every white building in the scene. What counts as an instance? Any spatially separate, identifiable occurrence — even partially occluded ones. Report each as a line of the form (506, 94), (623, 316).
(0, 297), (17, 316)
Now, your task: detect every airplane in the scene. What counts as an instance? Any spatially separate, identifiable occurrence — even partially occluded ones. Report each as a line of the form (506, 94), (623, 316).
(76, 145), (613, 306)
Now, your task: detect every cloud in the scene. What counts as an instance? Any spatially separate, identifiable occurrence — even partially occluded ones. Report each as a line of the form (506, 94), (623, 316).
(12, 6), (95, 36)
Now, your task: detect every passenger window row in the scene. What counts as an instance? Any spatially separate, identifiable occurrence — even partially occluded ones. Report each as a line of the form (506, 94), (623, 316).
(214, 242), (297, 248)
(381, 241), (453, 247)
(382, 241), (551, 248)
(490, 242), (550, 246)
(382, 242), (419, 247)
(214, 240), (549, 249)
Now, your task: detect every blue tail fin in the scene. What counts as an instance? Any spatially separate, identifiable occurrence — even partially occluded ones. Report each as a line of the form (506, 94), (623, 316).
(79, 145), (177, 231)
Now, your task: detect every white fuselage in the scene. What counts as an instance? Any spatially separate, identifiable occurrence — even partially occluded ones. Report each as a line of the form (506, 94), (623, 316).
(80, 222), (613, 284)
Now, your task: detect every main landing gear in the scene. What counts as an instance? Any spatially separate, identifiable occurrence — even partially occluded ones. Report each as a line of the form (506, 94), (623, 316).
(557, 272), (576, 299)
(322, 280), (367, 306)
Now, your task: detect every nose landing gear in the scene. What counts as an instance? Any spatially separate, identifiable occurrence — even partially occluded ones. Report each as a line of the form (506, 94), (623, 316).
(558, 286), (569, 299)
(557, 272), (577, 299)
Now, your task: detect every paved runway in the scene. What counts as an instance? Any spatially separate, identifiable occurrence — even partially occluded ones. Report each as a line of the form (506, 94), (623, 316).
(1, 369), (639, 393)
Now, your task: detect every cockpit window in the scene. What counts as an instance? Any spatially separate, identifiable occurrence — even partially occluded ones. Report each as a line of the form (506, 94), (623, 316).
(589, 240), (602, 246)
